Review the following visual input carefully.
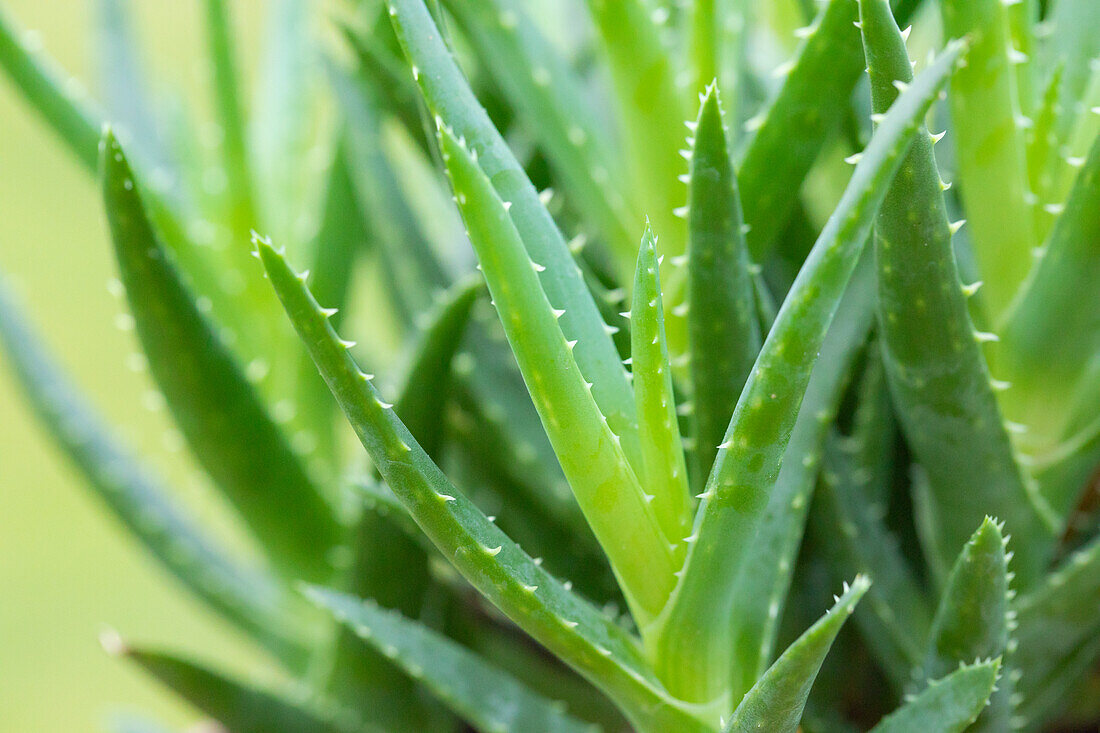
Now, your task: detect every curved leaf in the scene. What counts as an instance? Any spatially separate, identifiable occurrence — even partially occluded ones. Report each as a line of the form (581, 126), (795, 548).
(724, 577), (869, 733)
(631, 224), (693, 558)
(257, 239), (708, 733)
(101, 130), (342, 582)
(308, 587), (600, 733)
(687, 84), (760, 488)
(859, 0), (1054, 588)
(386, 0), (640, 468)
(652, 41), (966, 704)
(870, 660), (1000, 733)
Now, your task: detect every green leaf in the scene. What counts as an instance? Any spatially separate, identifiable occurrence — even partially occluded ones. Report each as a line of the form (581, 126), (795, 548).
(727, 256), (876, 701)
(686, 84), (761, 489)
(737, 0), (866, 260)
(436, 124), (676, 629)
(1025, 63), (1066, 239)
(652, 40), (966, 705)
(386, 0), (641, 468)
(394, 278), (481, 456)
(1043, 0), (1100, 143)
(307, 587), (600, 733)
(940, 0), (1038, 317)
(869, 660), (1000, 733)
(813, 348), (932, 689)
(1014, 534), (1100, 727)
(921, 518), (1009, 681)
(101, 130), (342, 582)
(859, 0), (1055, 588)
(582, 0), (688, 273)
(817, 435), (931, 689)
(202, 0), (257, 236)
(1004, 0), (1038, 116)
(0, 4), (102, 170)
(631, 224), (694, 560)
(0, 279), (311, 666)
(111, 642), (368, 733)
(1000, 129), (1100, 513)
(444, 0), (635, 263)
(257, 239), (708, 733)
(919, 518), (1011, 731)
(724, 576), (870, 733)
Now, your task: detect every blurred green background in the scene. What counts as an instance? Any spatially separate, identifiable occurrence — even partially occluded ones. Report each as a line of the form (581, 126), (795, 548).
(0, 2), (276, 730)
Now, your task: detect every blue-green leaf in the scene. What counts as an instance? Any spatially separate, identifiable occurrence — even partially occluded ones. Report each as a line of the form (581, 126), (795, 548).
(870, 660), (1000, 733)
(724, 577), (870, 733)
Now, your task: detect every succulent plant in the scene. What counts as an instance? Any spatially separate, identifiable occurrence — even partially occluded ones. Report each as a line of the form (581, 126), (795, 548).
(1, 0), (1099, 730)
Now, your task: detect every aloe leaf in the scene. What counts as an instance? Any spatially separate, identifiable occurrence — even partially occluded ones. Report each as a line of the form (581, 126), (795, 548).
(869, 660), (1001, 733)
(1030, 414), (1100, 522)
(443, 0), (635, 263)
(257, 240), (708, 733)
(728, 257), (876, 701)
(940, 0), (1038, 317)
(686, 84), (761, 489)
(582, 0), (688, 265)
(724, 577), (870, 733)
(110, 641), (369, 733)
(1014, 534), (1100, 727)
(737, 0), (866, 260)
(859, 0), (1055, 588)
(436, 124), (676, 628)
(1026, 63), (1066, 237)
(631, 224), (694, 559)
(394, 278), (481, 456)
(818, 437), (931, 688)
(1000, 129), (1100, 511)
(814, 344), (932, 688)
(919, 518), (1011, 731)
(333, 58), (599, 579)
(101, 130), (342, 582)
(1004, 0), (1038, 115)
(327, 289), (480, 732)
(0, 4), (102, 170)
(308, 587), (601, 733)
(0, 280), (311, 666)
(386, 0), (640, 468)
(202, 0), (257, 235)
(652, 41), (965, 705)
(1043, 0), (1100, 142)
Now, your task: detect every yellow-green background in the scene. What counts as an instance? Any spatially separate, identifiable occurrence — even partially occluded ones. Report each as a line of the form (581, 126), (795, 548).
(0, 2), (273, 730)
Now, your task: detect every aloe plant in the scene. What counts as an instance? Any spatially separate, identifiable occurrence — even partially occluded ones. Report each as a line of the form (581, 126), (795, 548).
(1, 0), (1099, 730)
